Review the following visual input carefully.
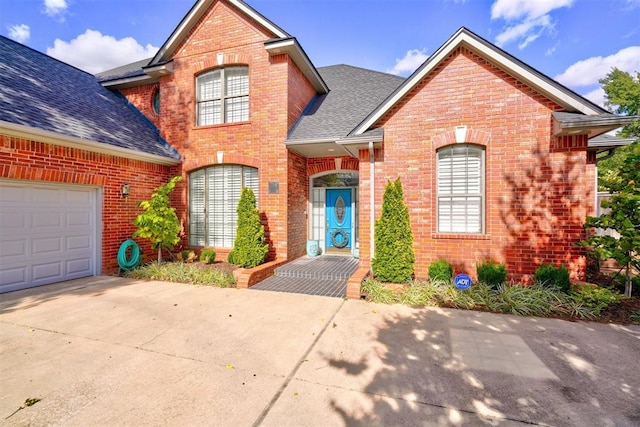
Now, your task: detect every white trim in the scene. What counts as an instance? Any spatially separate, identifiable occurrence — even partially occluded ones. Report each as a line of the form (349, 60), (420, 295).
(100, 75), (155, 89)
(0, 121), (180, 166)
(353, 28), (605, 135)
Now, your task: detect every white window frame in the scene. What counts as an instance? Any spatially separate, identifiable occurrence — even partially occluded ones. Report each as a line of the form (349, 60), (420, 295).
(189, 165), (258, 248)
(436, 144), (485, 234)
(196, 66), (249, 126)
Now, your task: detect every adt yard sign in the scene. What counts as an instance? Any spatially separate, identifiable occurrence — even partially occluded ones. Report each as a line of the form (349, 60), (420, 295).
(454, 273), (472, 290)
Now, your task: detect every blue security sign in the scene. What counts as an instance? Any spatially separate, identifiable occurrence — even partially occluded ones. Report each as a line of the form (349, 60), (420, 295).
(454, 273), (472, 290)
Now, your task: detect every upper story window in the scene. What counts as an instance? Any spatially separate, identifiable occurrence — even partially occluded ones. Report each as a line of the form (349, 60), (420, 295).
(437, 144), (484, 234)
(152, 88), (160, 115)
(196, 66), (249, 126)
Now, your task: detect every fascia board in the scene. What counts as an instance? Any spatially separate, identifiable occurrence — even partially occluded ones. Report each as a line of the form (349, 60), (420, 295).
(100, 74), (156, 89)
(0, 121), (181, 166)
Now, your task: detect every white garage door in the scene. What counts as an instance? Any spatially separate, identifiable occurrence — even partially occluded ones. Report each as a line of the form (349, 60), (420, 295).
(0, 180), (98, 293)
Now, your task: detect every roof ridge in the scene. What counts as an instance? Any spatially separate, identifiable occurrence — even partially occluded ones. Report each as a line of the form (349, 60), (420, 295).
(318, 63), (405, 80)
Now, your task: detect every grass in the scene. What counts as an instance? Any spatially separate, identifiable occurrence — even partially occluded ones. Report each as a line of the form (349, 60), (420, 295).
(362, 278), (631, 322)
(125, 262), (236, 287)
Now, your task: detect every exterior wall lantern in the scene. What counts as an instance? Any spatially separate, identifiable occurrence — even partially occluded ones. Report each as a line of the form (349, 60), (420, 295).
(121, 183), (130, 198)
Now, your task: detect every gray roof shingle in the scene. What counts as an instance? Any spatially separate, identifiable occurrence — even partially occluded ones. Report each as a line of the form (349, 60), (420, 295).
(0, 36), (179, 160)
(95, 57), (151, 82)
(288, 64), (404, 141)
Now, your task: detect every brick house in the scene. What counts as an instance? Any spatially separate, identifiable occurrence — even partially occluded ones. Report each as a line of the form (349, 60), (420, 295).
(0, 0), (634, 293)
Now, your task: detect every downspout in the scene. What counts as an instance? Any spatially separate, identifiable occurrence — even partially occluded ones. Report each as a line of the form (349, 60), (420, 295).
(369, 142), (375, 261)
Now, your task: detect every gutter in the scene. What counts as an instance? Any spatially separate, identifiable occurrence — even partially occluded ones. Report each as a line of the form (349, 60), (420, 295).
(0, 121), (181, 166)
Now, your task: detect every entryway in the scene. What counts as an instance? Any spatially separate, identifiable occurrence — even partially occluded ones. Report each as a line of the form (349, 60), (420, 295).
(309, 172), (358, 257)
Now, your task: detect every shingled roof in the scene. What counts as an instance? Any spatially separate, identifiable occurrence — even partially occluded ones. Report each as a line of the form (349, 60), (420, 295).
(287, 65), (405, 142)
(0, 36), (179, 163)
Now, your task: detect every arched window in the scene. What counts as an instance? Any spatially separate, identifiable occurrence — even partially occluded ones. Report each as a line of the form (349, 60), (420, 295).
(196, 66), (249, 126)
(437, 144), (484, 233)
(189, 165), (258, 247)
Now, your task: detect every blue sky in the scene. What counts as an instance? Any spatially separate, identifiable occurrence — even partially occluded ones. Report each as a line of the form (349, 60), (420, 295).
(2, 0), (639, 107)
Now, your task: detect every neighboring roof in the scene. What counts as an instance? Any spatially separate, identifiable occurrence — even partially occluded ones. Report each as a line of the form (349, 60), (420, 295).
(0, 36), (180, 164)
(95, 57), (150, 82)
(553, 111), (638, 139)
(287, 65), (405, 141)
(589, 133), (637, 152)
(352, 27), (611, 136)
(102, 0), (327, 93)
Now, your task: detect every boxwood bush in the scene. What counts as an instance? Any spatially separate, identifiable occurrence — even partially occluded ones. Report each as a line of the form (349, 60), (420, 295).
(477, 260), (507, 290)
(429, 259), (453, 282)
(534, 263), (570, 293)
(199, 248), (216, 264)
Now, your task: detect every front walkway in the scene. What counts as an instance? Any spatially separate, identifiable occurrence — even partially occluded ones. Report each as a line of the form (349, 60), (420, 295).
(250, 255), (359, 298)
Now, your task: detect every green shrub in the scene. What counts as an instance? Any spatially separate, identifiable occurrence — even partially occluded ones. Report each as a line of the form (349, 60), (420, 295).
(199, 248), (216, 264)
(371, 179), (415, 283)
(570, 286), (625, 316)
(534, 264), (570, 293)
(178, 250), (196, 263)
(361, 278), (400, 304)
(476, 260), (507, 289)
(429, 259), (453, 282)
(227, 188), (269, 268)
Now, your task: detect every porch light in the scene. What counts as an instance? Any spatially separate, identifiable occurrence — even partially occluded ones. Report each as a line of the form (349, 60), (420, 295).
(121, 183), (130, 198)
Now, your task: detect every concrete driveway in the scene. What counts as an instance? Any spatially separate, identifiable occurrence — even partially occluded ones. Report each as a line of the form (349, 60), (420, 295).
(1, 277), (639, 426)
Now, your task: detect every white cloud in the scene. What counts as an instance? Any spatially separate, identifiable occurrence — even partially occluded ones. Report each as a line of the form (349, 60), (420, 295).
(8, 24), (30, 43)
(554, 46), (640, 87)
(387, 49), (428, 76)
(491, 0), (574, 49)
(582, 87), (605, 108)
(46, 29), (159, 74)
(43, 0), (68, 19)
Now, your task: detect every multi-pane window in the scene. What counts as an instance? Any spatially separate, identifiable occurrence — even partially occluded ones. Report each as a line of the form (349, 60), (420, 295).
(189, 165), (258, 247)
(437, 144), (484, 233)
(196, 66), (249, 126)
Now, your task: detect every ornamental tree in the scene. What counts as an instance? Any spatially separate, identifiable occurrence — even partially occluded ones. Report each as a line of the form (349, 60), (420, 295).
(227, 188), (269, 268)
(581, 142), (640, 297)
(372, 178), (415, 283)
(133, 176), (182, 265)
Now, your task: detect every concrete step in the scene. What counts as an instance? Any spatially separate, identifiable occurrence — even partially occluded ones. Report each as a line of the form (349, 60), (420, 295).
(250, 276), (346, 298)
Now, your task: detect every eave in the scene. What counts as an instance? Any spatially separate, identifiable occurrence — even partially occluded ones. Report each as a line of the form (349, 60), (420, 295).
(265, 38), (329, 93)
(552, 112), (638, 139)
(0, 121), (181, 166)
(285, 130), (383, 158)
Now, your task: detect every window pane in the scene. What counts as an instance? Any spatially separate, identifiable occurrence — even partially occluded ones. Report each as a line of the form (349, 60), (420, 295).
(198, 100), (221, 126)
(225, 67), (248, 97)
(197, 70), (221, 101)
(189, 170), (206, 246)
(225, 96), (248, 123)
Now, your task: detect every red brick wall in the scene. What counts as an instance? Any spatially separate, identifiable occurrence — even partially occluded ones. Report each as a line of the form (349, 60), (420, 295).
(359, 47), (594, 282)
(118, 0), (317, 261)
(0, 134), (174, 273)
(118, 84), (160, 128)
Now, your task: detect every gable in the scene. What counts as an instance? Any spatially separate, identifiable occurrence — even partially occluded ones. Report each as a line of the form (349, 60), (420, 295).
(171, 0), (277, 61)
(352, 27), (610, 137)
(376, 46), (562, 130)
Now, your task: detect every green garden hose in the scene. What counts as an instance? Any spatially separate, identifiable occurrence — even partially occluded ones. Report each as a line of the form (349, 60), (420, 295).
(118, 239), (142, 271)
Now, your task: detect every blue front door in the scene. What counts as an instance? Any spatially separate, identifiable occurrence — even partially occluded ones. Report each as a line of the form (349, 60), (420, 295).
(326, 189), (351, 249)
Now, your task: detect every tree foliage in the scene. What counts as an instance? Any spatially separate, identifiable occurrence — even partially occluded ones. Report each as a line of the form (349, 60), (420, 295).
(133, 176), (183, 264)
(597, 68), (640, 188)
(581, 144), (640, 296)
(372, 179), (415, 283)
(227, 188), (269, 268)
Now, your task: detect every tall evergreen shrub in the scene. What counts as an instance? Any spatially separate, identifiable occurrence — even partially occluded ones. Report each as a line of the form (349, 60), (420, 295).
(372, 179), (415, 283)
(227, 188), (269, 268)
